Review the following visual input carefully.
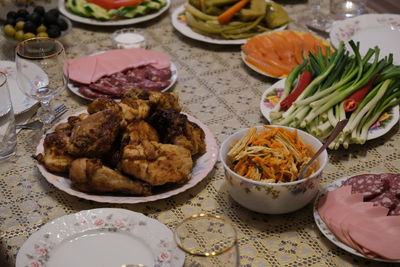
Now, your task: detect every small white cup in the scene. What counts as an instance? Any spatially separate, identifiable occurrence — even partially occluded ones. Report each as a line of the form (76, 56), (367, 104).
(330, 0), (366, 20)
(111, 28), (147, 49)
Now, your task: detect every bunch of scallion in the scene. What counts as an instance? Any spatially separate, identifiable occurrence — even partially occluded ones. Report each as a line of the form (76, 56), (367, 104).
(269, 40), (400, 149)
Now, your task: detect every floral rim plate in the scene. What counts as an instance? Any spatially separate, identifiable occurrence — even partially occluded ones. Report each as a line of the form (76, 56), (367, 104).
(0, 60), (38, 115)
(35, 111), (218, 203)
(16, 208), (185, 267)
(58, 0), (170, 26)
(68, 62), (178, 101)
(330, 14), (400, 65)
(260, 78), (399, 141)
(171, 4), (287, 45)
(313, 177), (400, 263)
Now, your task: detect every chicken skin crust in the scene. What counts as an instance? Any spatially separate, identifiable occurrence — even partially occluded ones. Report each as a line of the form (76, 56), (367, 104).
(69, 158), (151, 196)
(121, 140), (193, 186)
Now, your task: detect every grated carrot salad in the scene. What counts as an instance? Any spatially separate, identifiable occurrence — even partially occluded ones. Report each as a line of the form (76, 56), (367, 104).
(227, 125), (317, 183)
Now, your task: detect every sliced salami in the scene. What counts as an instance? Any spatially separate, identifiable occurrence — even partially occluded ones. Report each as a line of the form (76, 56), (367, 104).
(389, 204), (400, 216)
(371, 192), (399, 210)
(78, 86), (113, 99)
(342, 174), (389, 200)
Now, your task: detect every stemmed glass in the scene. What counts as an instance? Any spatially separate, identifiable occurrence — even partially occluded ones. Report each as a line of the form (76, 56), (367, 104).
(302, 0), (333, 32)
(174, 214), (239, 267)
(15, 37), (68, 126)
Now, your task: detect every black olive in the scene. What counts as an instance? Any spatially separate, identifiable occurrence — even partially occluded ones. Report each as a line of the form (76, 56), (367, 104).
(28, 12), (42, 25)
(23, 21), (37, 33)
(5, 17), (16, 26)
(44, 12), (58, 26)
(6, 11), (17, 19)
(33, 6), (45, 16)
(15, 17), (25, 23)
(47, 9), (60, 18)
(57, 18), (68, 31)
(17, 9), (29, 18)
(47, 25), (61, 38)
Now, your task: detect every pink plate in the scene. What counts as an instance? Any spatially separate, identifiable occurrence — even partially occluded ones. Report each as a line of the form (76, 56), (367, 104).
(36, 111), (218, 203)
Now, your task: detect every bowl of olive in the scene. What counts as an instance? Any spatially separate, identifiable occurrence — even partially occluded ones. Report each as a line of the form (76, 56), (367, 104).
(2, 6), (72, 44)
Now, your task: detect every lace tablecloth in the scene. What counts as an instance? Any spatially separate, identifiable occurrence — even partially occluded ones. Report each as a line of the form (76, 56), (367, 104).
(0, 1), (399, 266)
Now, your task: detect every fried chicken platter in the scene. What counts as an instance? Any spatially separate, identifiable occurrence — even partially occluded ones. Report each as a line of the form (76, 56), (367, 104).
(34, 89), (218, 203)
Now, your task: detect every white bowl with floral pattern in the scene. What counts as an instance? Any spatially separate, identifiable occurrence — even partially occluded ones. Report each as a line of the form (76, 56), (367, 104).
(220, 125), (328, 214)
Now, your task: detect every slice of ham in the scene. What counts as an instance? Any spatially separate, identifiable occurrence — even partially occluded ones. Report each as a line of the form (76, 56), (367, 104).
(68, 48), (171, 85)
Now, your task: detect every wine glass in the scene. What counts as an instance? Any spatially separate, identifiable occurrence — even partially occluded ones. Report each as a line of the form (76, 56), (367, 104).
(174, 214), (239, 267)
(300, 0), (332, 33)
(15, 37), (68, 126)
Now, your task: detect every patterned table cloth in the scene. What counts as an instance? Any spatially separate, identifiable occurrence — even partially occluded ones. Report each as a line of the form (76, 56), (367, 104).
(0, 1), (398, 266)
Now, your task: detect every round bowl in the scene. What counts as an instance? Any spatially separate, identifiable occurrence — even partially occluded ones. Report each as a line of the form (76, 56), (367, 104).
(219, 125), (328, 214)
(1, 15), (72, 46)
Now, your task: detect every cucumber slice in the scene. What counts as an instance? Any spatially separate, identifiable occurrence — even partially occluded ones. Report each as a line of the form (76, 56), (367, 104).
(121, 5), (148, 18)
(84, 3), (111, 20)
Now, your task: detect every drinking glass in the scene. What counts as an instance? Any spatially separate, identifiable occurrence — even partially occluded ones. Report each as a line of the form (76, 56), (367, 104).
(0, 72), (17, 160)
(300, 0), (332, 32)
(330, 0), (366, 20)
(174, 214), (239, 267)
(15, 37), (68, 125)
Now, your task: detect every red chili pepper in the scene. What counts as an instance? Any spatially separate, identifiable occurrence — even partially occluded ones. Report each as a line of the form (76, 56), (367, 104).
(343, 75), (378, 112)
(280, 71), (313, 111)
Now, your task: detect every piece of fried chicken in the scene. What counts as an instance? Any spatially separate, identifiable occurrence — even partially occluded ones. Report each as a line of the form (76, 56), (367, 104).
(69, 158), (151, 196)
(121, 140), (193, 186)
(67, 109), (122, 157)
(54, 113), (89, 132)
(34, 131), (75, 173)
(122, 120), (159, 146)
(148, 108), (206, 156)
(123, 89), (181, 112)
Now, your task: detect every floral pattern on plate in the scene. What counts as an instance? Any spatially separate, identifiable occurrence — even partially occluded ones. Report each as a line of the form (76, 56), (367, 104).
(259, 78), (400, 141)
(17, 208), (185, 267)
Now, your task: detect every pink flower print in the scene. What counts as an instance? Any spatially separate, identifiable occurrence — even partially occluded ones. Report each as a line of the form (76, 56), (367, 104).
(159, 252), (170, 260)
(114, 220), (125, 228)
(369, 120), (380, 130)
(264, 102), (274, 109)
(94, 219), (105, 226)
(36, 247), (47, 256)
(276, 89), (283, 98)
(30, 261), (41, 267)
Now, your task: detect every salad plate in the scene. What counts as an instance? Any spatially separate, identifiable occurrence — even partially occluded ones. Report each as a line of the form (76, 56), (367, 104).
(35, 111), (218, 204)
(171, 4), (287, 45)
(68, 62), (178, 101)
(260, 79), (400, 141)
(313, 177), (400, 263)
(58, 0), (170, 26)
(330, 14), (400, 65)
(0, 60), (38, 115)
(16, 208), (185, 267)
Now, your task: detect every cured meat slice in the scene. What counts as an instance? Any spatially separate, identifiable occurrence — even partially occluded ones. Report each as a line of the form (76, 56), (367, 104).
(389, 204), (400, 216)
(78, 86), (113, 99)
(68, 56), (97, 84)
(370, 191), (399, 210)
(342, 174), (388, 200)
(387, 173), (400, 197)
(347, 216), (400, 260)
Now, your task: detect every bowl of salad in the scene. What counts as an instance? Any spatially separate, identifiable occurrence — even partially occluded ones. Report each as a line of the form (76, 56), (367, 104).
(219, 125), (328, 214)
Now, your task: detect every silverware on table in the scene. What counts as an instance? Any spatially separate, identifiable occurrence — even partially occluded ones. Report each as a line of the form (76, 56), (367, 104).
(16, 104), (68, 130)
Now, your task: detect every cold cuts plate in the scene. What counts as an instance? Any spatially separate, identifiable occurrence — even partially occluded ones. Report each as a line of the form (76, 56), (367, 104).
(16, 208), (185, 267)
(36, 111), (218, 204)
(313, 176), (400, 263)
(58, 0), (170, 26)
(260, 79), (400, 141)
(67, 62), (178, 101)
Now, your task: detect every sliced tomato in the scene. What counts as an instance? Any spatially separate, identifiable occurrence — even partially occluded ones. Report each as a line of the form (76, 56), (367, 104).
(86, 0), (147, 10)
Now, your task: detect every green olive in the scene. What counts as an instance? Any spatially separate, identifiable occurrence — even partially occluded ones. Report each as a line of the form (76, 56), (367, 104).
(36, 25), (47, 33)
(3, 24), (16, 38)
(15, 21), (25, 31)
(14, 30), (24, 41)
(37, 32), (48, 37)
(23, 32), (36, 40)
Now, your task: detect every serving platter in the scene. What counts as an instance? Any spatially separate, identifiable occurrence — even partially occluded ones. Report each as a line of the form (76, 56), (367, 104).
(260, 79), (400, 141)
(171, 4), (287, 45)
(36, 111), (218, 203)
(58, 0), (170, 26)
(68, 62), (178, 101)
(330, 14), (400, 65)
(313, 177), (400, 263)
(16, 208), (185, 267)
(0, 60), (38, 114)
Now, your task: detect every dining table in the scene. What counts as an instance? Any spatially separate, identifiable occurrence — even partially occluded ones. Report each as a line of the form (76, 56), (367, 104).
(0, 0), (399, 266)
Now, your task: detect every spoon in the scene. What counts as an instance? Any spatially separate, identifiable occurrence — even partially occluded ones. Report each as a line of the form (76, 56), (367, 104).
(298, 119), (349, 180)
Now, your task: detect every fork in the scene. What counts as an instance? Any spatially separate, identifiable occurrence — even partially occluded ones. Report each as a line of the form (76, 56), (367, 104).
(16, 104), (68, 130)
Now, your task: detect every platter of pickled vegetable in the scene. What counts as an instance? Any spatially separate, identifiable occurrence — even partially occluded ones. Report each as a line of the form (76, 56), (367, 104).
(171, 0), (290, 44)
(260, 40), (400, 149)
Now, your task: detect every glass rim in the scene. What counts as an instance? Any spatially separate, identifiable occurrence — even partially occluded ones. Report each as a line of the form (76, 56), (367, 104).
(173, 213), (238, 257)
(15, 37), (65, 60)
